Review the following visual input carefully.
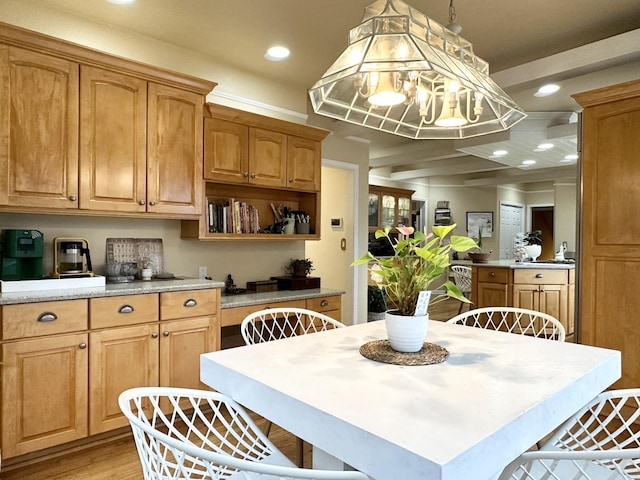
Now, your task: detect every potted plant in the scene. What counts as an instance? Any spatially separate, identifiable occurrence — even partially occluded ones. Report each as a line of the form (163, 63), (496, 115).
(367, 285), (387, 322)
(286, 258), (314, 277)
(352, 224), (476, 352)
(468, 225), (492, 263)
(523, 230), (542, 261)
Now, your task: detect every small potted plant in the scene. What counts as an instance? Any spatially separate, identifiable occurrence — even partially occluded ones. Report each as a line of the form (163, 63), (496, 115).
(286, 258), (314, 277)
(523, 230), (543, 261)
(468, 225), (492, 263)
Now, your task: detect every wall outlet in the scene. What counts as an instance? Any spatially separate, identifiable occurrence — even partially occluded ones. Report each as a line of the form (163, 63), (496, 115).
(198, 266), (207, 280)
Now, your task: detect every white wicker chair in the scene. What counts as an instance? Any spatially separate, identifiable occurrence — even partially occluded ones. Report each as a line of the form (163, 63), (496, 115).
(450, 265), (472, 314)
(447, 306), (566, 342)
(241, 307), (345, 467)
(241, 307), (345, 345)
(119, 387), (369, 480)
(498, 388), (640, 479)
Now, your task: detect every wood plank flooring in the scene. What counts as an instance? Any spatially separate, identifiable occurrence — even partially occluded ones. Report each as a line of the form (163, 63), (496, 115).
(0, 299), (462, 480)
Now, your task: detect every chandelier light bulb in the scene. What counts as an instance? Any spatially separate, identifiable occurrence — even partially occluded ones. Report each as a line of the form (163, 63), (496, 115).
(367, 72), (407, 107)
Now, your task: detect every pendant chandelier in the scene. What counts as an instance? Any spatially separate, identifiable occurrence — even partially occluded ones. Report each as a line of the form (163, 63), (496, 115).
(308, 0), (526, 139)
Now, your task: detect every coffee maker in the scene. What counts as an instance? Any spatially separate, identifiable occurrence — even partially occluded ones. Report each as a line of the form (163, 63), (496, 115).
(53, 237), (94, 278)
(0, 229), (44, 280)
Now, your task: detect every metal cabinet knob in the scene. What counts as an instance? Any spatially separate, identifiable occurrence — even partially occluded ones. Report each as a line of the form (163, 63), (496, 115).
(79, 343), (87, 349)
(184, 299), (197, 307)
(250, 173), (256, 178)
(163, 331), (170, 337)
(138, 200), (146, 206)
(490, 272), (496, 277)
(320, 299), (329, 307)
(244, 172), (249, 177)
(69, 195), (77, 201)
(151, 332), (159, 338)
(149, 200), (156, 206)
(535, 273), (544, 278)
(289, 178), (293, 183)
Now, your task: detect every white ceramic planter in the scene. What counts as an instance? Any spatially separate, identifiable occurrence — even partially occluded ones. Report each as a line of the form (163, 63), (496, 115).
(524, 244), (542, 261)
(384, 311), (429, 352)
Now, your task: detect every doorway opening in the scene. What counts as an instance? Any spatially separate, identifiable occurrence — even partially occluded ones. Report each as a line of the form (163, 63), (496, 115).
(530, 205), (554, 260)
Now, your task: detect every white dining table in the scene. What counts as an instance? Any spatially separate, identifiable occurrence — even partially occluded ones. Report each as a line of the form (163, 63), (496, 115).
(200, 320), (621, 480)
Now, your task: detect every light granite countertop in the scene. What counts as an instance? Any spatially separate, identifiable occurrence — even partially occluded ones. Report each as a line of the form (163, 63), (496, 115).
(453, 259), (576, 270)
(0, 277), (225, 305)
(220, 288), (345, 309)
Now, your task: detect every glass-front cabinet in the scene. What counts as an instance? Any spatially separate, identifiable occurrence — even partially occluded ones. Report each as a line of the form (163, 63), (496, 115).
(368, 185), (414, 231)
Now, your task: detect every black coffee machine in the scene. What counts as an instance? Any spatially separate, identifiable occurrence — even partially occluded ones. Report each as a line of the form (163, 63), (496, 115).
(0, 229), (44, 280)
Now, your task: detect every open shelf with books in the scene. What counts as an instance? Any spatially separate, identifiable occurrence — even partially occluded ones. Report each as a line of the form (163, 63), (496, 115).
(180, 182), (320, 240)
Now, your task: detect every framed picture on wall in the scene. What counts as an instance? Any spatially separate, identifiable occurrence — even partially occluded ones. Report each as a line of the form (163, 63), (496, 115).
(466, 211), (493, 238)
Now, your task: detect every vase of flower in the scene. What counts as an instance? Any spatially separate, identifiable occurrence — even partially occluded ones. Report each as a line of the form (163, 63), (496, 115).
(385, 310), (429, 352)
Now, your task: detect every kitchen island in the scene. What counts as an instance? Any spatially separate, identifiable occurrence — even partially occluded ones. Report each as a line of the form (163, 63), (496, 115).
(468, 260), (576, 335)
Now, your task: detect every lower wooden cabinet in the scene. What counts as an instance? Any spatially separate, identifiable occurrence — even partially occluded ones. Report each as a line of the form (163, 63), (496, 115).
(89, 323), (159, 434)
(471, 266), (574, 335)
(1, 333), (89, 458)
(0, 288), (220, 460)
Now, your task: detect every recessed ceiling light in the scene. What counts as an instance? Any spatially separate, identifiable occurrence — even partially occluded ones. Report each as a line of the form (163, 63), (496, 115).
(522, 159), (536, 166)
(537, 143), (554, 150)
(106, 0), (135, 4)
(492, 149), (508, 156)
(264, 46), (290, 62)
(561, 154), (579, 162)
(534, 84), (560, 97)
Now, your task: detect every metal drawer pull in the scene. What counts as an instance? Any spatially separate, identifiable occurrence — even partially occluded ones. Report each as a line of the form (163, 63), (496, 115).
(37, 312), (58, 322)
(183, 299), (197, 307)
(79, 343), (87, 349)
(490, 272), (496, 277)
(118, 305), (134, 314)
(535, 273), (544, 278)
(320, 299), (329, 307)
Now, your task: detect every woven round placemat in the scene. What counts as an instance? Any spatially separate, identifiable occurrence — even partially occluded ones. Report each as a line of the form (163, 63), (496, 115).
(359, 339), (449, 366)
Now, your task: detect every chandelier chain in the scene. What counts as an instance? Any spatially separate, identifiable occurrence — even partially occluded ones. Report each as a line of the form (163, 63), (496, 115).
(448, 0), (457, 24)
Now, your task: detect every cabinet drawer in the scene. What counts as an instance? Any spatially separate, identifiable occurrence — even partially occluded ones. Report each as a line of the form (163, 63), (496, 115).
(90, 294), (159, 329)
(160, 289), (218, 321)
(513, 269), (568, 285)
(1, 299), (88, 340)
(477, 268), (509, 283)
(306, 295), (341, 313)
(221, 299), (306, 327)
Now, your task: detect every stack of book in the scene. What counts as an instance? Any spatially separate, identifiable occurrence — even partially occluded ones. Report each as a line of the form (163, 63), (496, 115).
(206, 198), (260, 234)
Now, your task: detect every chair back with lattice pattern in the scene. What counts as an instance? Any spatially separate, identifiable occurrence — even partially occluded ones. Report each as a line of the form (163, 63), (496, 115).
(499, 389), (640, 479)
(241, 307), (344, 345)
(119, 387), (368, 480)
(451, 265), (472, 295)
(447, 306), (566, 341)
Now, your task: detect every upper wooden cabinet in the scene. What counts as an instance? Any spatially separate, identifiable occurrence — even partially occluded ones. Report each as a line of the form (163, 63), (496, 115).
(203, 105), (326, 192)
(79, 66), (147, 213)
(368, 185), (414, 231)
(185, 104), (329, 241)
(0, 46), (79, 209)
(0, 22), (215, 218)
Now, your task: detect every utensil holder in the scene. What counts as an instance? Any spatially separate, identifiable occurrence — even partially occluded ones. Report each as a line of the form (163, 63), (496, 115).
(296, 223), (310, 234)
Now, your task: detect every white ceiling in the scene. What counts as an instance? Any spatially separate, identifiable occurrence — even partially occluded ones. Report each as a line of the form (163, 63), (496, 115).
(31, 0), (640, 186)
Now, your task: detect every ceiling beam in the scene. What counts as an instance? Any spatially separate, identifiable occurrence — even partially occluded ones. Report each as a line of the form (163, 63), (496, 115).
(464, 166), (577, 187)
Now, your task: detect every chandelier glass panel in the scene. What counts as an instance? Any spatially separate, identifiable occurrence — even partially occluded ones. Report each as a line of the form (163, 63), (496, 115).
(308, 0), (526, 139)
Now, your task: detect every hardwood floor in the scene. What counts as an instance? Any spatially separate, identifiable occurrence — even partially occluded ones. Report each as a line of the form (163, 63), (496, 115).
(0, 418), (311, 480)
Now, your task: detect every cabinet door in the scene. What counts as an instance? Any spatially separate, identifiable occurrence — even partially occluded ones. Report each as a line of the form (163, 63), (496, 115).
(89, 324), (159, 434)
(249, 128), (287, 187)
(0, 46), (79, 209)
(538, 285), (568, 331)
(147, 83), (203, 215)
(1, 333), (88, 458)
(511, 284), (539, 311)
(476, 282), (509, 307)
(287, 135), (320, 191)
(159, 316), (217, 390)
(79, 66), (147, 212)
(203, 118), (249, 183)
